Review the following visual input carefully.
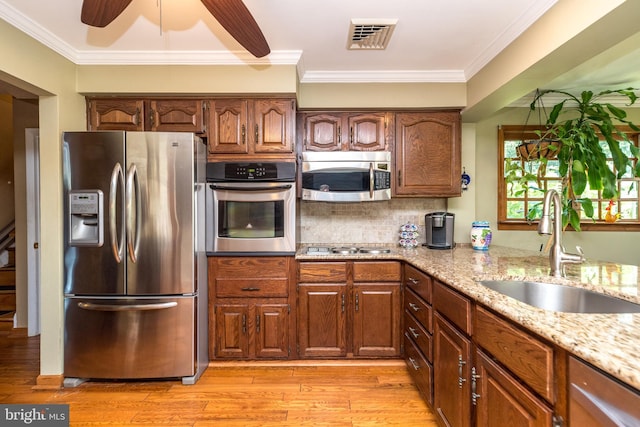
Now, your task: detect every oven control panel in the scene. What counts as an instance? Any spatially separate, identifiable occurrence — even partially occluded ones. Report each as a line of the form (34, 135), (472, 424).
(228, 164), (272, 179)
(206, 161), (296, 182)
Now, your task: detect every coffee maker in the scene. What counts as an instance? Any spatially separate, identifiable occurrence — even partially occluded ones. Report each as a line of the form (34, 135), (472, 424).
(424, 212), (455, 249)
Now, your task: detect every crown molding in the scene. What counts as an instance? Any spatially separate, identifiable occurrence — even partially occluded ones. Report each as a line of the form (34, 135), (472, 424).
(74, 50), (303, 65)
(464, 0), (559, 79)
(298, 69), (466, 84)
(0, 0), (77, 62)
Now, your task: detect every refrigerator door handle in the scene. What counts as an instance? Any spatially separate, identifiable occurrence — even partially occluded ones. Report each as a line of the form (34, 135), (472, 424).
(109, 162), (125, 263)
(77, 301), (178, 311)
(125, 163), (141, 263)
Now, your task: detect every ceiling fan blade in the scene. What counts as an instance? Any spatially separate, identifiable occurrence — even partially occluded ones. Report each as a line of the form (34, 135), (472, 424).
(200, 0), (270, 58)
(81, 0), (134, 28)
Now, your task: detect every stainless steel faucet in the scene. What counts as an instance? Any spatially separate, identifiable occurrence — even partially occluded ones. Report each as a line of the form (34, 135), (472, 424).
(538, 189), (585, 277)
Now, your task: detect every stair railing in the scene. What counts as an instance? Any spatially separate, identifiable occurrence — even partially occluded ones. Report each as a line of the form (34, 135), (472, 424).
(0, 220), (15, 254)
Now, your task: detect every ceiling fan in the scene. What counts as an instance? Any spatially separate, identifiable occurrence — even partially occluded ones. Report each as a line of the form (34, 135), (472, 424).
(80, 0), (271, 58)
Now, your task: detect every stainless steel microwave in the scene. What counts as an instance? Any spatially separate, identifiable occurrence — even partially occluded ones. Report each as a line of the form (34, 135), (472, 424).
(301, 151), (392, 202)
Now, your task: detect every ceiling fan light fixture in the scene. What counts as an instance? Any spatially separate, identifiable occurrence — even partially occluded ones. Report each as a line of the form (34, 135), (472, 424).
(347, 19), (397, 50)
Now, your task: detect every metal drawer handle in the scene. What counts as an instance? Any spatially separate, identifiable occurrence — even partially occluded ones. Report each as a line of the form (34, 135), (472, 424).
(408, 357), (420, 371)
(408, 327), (420, 339)
(409, 302), (420, 312)
(241, 287), (261, 292)
(458, 355), (467, 388)
(471, 367), (481, 405)
(78, 302), (177, 311)
(408, 277), (419, 285)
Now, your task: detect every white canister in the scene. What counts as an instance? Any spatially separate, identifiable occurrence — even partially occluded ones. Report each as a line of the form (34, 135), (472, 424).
(471, 221), (492, 251)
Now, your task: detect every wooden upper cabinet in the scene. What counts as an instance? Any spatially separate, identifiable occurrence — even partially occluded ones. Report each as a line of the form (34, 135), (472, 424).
(208, 98), (295, 156)
(87, 98), (144, 131)
(301, 112), (390, 151)
(394, 111), (461, 197)
(207, 99), (249, 154)
(147, 99), (205, 133)
(348, 113), (390, 151)
(253, 99), (295, 154)
(302, 113), (342, 151)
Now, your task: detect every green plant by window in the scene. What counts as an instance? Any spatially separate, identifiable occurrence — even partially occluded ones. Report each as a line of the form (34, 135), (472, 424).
(505, 88), (640, 231)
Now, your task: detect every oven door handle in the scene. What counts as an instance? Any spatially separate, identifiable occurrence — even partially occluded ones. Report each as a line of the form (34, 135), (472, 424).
(209, 184), (293, 191)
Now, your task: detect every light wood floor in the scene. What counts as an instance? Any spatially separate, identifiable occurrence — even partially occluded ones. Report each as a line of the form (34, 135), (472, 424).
(0, 323), (437, 426)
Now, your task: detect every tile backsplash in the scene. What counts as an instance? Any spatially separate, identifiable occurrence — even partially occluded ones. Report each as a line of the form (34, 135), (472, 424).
(298, 198), (447, 245)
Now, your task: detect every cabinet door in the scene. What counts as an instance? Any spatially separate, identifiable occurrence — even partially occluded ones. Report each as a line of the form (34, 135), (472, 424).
(434, 313), (472, 427)
(255, 304), (289, 359)
(302, 113), (344, 151)
(352, 283), (401, 357)
(475, 350), (553, 427)
(253, 99), (295, 153)
(87, 98), (144, 131)
(214, 303), (250, 359)
(348, 113), (389, 151)
(147, 99), (204, 133)
(208, 99), (249, 154)
(395, 111), (461, 197)
(297, 284), (347, 357)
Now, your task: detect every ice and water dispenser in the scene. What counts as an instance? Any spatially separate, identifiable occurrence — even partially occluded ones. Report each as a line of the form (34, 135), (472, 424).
(69, 190), (104, 246)
(424, 212), (455, 249)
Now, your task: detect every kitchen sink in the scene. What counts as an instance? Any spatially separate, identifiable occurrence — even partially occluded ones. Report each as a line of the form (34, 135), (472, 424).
(478, 280), (640, 313)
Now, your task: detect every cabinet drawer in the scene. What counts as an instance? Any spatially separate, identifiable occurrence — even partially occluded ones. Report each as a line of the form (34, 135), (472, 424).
(404, 334), (433, 405)
(353, 261), (401, 282)
(404, 288), (432, 333)
(216, 279), (288, 298)
(404, 264), (432, 303)
(212, 257), (290, 279)
(475, 305), (554, 403)
(433, 280), (471, 335)
(405, 310), (432, 361)
(299, 262), (347, 283)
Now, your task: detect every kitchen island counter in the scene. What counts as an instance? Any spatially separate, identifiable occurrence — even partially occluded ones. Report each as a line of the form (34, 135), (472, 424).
(296, 244), (640, 390)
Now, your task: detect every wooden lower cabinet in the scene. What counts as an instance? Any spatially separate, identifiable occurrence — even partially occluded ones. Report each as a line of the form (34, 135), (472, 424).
(297, 261), (401, 358)
(434, 312), (472, 427)
(297, 283), (347, 357)
(427, 269), (557, 427)
(352, 283), (401, 357)
(475, 350), (553, 427)
(209, 256), (294, 360)
(214, 303), (289, 359)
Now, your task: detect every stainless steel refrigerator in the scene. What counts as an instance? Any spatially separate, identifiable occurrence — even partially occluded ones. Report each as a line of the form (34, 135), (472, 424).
(62, 131), (208, 384)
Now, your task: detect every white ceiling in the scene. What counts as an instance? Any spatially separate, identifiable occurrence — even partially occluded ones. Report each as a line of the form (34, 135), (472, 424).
(0, 0), (558, 83)
(1, 0), (640, 107)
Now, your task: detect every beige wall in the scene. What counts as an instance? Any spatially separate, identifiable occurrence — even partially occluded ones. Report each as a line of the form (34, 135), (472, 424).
(77, 64), (297, 95)
(298, 82), (466, 109)
(0, 18), (85, 376)
(475, 107), (640, 266)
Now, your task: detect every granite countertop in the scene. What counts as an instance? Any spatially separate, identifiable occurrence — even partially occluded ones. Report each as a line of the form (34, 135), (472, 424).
(296, 244), (640, 390)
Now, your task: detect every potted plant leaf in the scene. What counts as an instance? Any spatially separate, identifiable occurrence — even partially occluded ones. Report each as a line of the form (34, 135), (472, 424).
(510, 88), (640, 230)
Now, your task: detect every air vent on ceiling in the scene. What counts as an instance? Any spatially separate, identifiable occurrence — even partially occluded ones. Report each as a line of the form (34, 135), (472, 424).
(347, 19), (397, 50)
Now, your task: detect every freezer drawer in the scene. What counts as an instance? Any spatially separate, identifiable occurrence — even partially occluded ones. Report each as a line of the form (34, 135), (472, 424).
(64, 296), (195, 379)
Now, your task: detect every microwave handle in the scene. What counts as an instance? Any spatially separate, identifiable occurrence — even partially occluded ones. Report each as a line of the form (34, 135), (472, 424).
(209, 184), (293, 191)
(369, 162), (374, 199)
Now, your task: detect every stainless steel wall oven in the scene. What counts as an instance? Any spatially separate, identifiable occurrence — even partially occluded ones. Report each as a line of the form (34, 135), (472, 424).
(206, 161), (296, 254)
